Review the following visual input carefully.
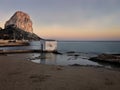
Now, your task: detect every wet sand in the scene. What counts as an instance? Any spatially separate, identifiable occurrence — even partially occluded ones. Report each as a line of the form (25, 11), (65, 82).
(0, 56), (120, 90)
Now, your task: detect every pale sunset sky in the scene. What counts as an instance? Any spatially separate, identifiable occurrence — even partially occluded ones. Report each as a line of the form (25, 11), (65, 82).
(0, 0), (120, 41)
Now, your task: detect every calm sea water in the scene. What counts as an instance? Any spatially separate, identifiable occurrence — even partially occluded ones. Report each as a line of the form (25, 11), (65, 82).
(0, 41), (120, 67)
(1, 41), (120, 54)
(57, 41), (120, 54)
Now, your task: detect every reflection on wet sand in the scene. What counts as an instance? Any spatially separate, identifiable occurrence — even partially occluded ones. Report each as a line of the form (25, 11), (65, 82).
(31, 53), (57, 65)
(0, 53), (103, 67)
(29, 52), (102, 66)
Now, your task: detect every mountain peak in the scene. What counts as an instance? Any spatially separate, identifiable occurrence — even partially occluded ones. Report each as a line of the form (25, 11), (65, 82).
(5, 11), (33, 33)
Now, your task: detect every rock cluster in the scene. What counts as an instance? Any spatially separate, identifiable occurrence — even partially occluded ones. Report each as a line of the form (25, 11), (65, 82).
(89, 54), (120, 64)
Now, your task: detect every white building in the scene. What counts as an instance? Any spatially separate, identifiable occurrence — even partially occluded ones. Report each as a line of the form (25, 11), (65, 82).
(40, 39), (57, 52)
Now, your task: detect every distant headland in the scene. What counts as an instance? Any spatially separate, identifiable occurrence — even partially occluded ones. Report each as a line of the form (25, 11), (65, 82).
(0, 11), (40, 40)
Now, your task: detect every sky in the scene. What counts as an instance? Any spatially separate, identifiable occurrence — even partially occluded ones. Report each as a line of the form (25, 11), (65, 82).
(0, 0), (120, 41)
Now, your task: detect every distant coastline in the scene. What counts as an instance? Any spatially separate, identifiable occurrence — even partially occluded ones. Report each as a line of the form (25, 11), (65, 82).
(58, 40), (120, 42)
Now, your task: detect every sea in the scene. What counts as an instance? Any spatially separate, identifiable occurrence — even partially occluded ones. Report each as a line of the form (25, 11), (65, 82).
(58, 41), (120, 54)
(0, 41), (120, 68)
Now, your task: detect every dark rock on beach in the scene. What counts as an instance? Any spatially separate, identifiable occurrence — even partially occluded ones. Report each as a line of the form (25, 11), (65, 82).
(89, 54), (120, 65)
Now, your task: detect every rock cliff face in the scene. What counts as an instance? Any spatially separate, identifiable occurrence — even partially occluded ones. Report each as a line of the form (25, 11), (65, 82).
(5, 11), (33, 33)
(0, 25), (41, 40)
(0, 11), (41, 40)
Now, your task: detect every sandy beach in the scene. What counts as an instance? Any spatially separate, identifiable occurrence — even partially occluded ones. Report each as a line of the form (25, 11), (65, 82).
(0, 56), (120, 90)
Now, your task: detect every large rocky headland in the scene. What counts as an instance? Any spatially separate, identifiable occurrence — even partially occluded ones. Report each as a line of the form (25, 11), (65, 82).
(0, 11), (40, 40)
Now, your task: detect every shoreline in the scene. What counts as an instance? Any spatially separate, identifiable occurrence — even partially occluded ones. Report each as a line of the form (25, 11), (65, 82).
(1, 50), (120, 67)
(0, 58), (120, 90)
(0, 41), (29, 47)
(0, 50), (59, 54)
